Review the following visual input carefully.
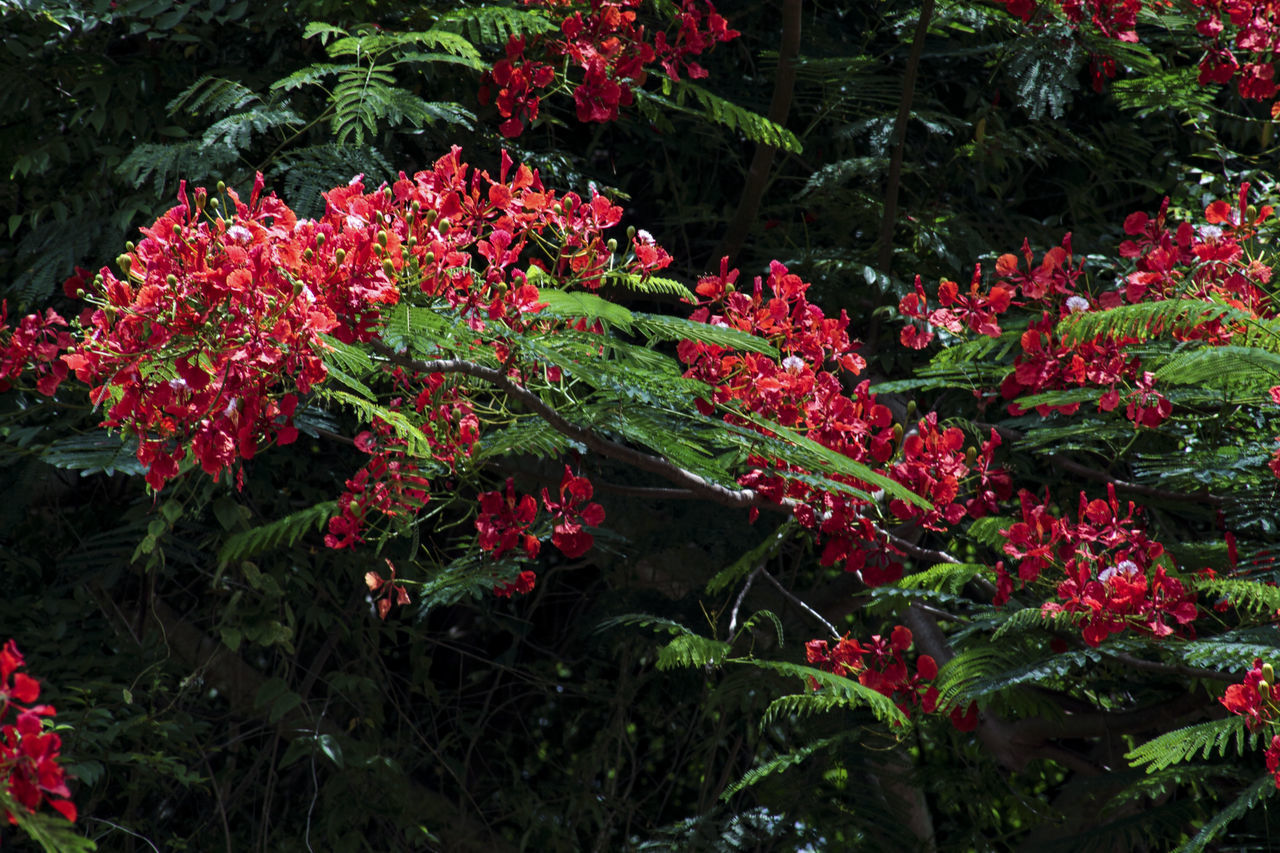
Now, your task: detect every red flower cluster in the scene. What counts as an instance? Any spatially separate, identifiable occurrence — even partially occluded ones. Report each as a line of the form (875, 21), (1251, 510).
(365, 558), (411, 620)
(62, 175), (356, 490)
(1191, 0), (1280, 102)
(480, 0), (738, 137)
(475, 468), (606, 563)
(1221, 658), (1275, 730)
(805, 625), (940, 719)
(541, 465), (606, 559)
(476, 477), (542, 560)
(0, 305), (74, 396)
(902, 184), (1280, 432)
(999, 485), (1199, 645)
(1003, 0), (1280, 106)
(44, 148), (660, 501)
(1, 640), (76, 825)
(325, 410), (433, 550)
(683, 259), (1010, 587)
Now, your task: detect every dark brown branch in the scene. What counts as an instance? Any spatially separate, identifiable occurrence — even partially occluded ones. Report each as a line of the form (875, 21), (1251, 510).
(714, 0), (802, 266)
(875, 0), (935, 275)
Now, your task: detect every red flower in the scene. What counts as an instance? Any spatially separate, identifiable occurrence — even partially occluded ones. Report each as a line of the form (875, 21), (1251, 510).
(541, 466), (605, 558)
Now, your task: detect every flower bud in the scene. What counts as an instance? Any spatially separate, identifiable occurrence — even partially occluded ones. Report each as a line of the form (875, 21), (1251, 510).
(723, 282), (735, 293)
(1265, 663), (1275, 684)
(303, 248), (313, 261)
(384, 186), (393, 199)
(334, 248), (346, 264)
(172, 223), (181, 236)
(125, 241), (135, 252)
(316, 233), (326, 247)
(407, 236), (417, 248)
(627, 226), (636, 240)
(117, 254), (132, 275)
(965, 447), (977, 466)
(606, 238), (617, 253)
(1248, 204), (1258, 222)
(437, 218), (450, 234)
(194, 188), (207, 210)
(424, 251), (435, 265)
(1261, 680), (1271, 700)
(893, 423), (904, 444)
(166, 274), (178, 287)
(411, 200), (421, 214)
(382, 259), (396, 278)
(424, 209), (438, 225)
(209, 197), (220, 209)
(378, 229), (388, 247)
(553, 203), (563, 215)
(216, 180), (226, 195)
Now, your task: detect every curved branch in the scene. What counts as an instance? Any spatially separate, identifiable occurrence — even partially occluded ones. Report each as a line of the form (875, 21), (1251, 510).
(714, 0), (802, 265)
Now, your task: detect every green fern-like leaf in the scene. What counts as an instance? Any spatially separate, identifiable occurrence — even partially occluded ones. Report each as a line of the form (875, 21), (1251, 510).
(1154, 345), (1280, 389)
(751, 661), (907, 727)
(1177, 772), (1276, 853)
(40, 431), (142, 477)
(1126, 716), (1256, 773)
(168, 74), (259, 116)
(897, 562), (984, 593)
(719, 733), (847, 800)
(1198, 578), (1280, 617)
(1057, 299), (1252, 346)
(656, 634), (733, 670)
(630, 312), (780, 357)
(636, 82), (803, 153)
(599, 270), (696, 301)
(217, 501), (338, 567)
(433, 5), (557, 44)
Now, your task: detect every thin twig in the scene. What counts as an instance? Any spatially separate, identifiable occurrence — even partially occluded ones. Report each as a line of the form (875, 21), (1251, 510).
(759, 568), (840, 639)
(728, 564), (764, 637)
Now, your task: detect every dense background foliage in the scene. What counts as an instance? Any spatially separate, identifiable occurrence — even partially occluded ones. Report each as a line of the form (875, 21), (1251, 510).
(6, 0), (1280, 850)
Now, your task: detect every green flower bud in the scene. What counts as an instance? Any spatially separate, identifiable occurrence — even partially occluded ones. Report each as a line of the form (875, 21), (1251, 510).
(424, 209), (438, 225)
(437, 218), (450, 234)
(382, 259), (396, 278)
(166, 274), (177, 287)
(216, 180), (226, 195)
(1265, 663), (1275, 684)
(424, 251), (436, 265)
(378, 229), (388, 247)
(208, 197), (220, 209)
(334, 248), (346, 265)
(303, 248), (314, 261)
(626, 225), (636, 240)
(606, 238), (617, 253)
(117, 254), (132, 275)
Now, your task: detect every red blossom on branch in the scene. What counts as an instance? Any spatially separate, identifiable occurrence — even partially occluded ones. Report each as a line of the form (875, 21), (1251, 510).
(0, 640), (77, 825)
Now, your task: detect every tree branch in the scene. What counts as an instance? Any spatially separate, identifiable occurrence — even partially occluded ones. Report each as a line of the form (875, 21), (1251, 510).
(875, 0), (935, 275)
(369, 341), (764, 509)
(714, 0), (802, 266)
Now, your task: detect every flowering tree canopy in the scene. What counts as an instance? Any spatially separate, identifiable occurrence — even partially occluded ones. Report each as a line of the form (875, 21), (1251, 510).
(9, 0), (1280, 849)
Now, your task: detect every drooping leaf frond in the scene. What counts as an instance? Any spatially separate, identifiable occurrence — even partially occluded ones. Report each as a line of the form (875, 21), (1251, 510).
(1126, 717), (1257, 773)
(217, 501), (338, 567)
